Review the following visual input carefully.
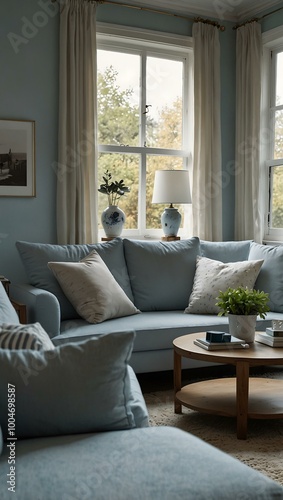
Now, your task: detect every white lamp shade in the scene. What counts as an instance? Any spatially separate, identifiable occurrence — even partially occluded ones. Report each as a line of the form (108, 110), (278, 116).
(152, 170), (192, 204)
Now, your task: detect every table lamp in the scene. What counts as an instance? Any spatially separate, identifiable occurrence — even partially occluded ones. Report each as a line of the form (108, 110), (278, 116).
(152, 169), (192, 238)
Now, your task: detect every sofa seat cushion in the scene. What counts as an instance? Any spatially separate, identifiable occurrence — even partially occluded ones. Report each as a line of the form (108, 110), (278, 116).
(53, 311), (279, 354)
(0, 331), (145, 439)
(1, 427), (282, 500)
(123, 237), (200, 311)
(16, 238), (133, 321)
(249, 242), (283, 313)
(54, 311), (231, 352)
(48, 251), (140, 324)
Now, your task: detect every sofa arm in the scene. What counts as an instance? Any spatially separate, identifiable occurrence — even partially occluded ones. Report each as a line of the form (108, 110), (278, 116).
(10, 284), (61, 338)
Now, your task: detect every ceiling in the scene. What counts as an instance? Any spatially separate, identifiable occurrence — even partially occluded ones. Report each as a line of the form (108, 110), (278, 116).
(111, 0), (283, 22)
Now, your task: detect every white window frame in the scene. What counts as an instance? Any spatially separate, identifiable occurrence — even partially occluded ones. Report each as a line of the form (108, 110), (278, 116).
(262, 26), (283, 243)
(96, 23), (193, 239)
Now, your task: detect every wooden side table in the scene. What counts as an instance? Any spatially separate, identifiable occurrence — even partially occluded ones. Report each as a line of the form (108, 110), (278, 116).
(162, 236), (180, 241)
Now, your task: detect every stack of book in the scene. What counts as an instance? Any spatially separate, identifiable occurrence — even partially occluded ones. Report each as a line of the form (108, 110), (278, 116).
(193, 336), (250, 351)
(256, 327), (283, 347)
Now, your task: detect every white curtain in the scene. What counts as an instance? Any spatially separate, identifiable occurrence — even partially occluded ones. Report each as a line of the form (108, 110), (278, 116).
(57, 0), (98, 244)
(192, 22), (222, 241)
(235, 22), (262, 242)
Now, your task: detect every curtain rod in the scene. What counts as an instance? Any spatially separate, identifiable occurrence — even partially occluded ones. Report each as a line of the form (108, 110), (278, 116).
(233, 5), (283, 29)
(99, 1), (226, 30)
(52, 0), (225, 30)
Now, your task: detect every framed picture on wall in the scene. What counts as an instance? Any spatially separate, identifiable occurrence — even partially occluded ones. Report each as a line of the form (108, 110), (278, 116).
(0, 119), (35, 197)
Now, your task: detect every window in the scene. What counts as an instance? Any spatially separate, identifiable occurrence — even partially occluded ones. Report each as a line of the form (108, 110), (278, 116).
(97, 24), (193, 238)
(262, 29), (283, 242)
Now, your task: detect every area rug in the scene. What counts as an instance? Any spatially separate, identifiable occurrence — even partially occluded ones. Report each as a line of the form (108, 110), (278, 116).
(143, 371), (283, 486)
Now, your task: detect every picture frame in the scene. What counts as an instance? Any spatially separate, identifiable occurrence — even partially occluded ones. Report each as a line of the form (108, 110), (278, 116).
(0, 119), (35, 197)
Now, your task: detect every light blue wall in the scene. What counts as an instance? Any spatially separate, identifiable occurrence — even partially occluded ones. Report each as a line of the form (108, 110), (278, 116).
(0, 0), (282, 285)
(0, 0), (58, 283)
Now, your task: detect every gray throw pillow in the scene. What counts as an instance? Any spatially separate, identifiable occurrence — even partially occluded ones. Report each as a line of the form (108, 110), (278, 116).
(0, 331), (137, 439)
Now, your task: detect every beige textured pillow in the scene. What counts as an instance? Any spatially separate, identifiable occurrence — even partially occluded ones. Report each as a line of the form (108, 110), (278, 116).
(185, 256), (264, 314)
(48, 250), (140, 324)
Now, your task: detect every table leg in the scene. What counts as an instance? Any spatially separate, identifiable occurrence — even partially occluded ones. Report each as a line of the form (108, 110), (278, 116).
(174, 350), (182, 414)
(236, 361), (249, 440)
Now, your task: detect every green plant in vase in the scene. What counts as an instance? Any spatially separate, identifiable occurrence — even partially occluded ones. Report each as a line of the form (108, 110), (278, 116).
(216, 287), (270, 318)
(216, 287), (270, 343)
(98, 170), (130, 238)
(98, 169), (130, 207)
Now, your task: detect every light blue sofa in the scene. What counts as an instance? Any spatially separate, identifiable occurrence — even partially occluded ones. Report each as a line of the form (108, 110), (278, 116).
(1, 282), (283, 500)
(11, 237), (283, 373)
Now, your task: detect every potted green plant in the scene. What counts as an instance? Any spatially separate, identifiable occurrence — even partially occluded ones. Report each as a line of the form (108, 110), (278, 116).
(98, 170), (130, 238)
(216, 287), (270, 343)
(98, 169), (130, 207)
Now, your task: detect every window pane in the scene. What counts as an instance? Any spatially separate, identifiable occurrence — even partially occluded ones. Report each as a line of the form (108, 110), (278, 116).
(274, 109), (283, 159)
(146, 157), (184, 229)
(146, 57), (183, 149)
(276, 52), (283, 106)
(97, 50), (140, 146)
(270, 165), (283, 228)
(98, 153), (139, 229)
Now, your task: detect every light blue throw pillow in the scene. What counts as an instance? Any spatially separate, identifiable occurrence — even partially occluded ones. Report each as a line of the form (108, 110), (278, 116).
(0, 283), (20, 325)
(200, 240), (252, 262)
(16, 238), (133, 320)
(123, 237), (200, 311)
(248, 241), (283, 313)
(0, 331), (140, 439)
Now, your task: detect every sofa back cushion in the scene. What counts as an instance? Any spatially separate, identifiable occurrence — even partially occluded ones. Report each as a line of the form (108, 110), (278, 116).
(248, 242), (283, 313)
(200, 240), (251, 262)
(123, 237), (200, 311)
(0, 331), (143, 439)
(0, 283), (20, 324)
(16, 238), (133, 321)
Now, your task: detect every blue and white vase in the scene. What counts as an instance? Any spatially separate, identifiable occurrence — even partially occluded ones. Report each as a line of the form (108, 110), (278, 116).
(101, 205), (126, 238)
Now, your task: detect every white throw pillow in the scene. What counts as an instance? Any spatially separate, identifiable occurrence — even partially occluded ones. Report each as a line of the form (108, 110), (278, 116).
(0, 322), (55, 350)
(48, 250), (140, 324)
(185, 256), (264, 314)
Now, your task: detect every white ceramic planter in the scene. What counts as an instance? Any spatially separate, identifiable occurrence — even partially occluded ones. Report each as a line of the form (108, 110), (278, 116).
(101, 205), (126, 238)
(228, 314), (257, 343)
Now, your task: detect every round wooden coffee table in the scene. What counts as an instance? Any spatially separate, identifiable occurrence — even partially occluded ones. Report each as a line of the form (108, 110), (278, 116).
(173, 332), (283, 439)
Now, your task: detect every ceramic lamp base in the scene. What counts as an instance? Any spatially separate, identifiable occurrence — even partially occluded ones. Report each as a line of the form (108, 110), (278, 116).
(161, 208), (181, 237)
